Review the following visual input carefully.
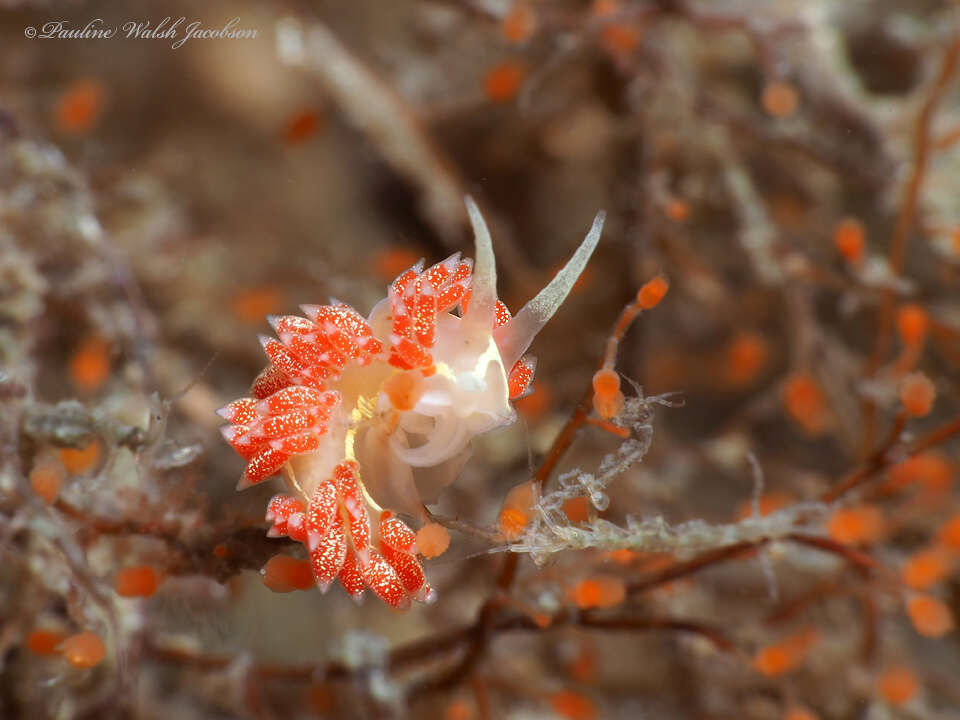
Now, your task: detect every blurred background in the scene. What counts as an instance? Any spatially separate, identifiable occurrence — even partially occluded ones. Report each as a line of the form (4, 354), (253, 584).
(2, 0), (960, 718)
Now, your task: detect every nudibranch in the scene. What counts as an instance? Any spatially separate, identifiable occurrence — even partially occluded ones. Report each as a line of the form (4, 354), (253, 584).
(219, 198), (605, 608)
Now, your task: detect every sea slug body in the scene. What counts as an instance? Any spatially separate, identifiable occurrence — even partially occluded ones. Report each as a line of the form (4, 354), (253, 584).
(220, 198), (604, 608)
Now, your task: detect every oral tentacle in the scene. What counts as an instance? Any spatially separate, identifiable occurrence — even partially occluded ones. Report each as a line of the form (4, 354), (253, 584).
(494, 209), (605, 370)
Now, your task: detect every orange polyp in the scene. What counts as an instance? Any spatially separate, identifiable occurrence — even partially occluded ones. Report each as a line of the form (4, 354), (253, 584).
(833, 217), (865, 264)
(723, 332), (769, 387)
(592, 389), (624, 419)
(26, 629), (67, 655)
(896, 304), (929, 348)
(938, 513), (960, 551)
(562, 496), (590, 523)
(70, 336), (111, 393)
(550, 690), (597, 720)
(761, 80), (800, 118)
(899, 372), (936, 417)
(498, 507), (530, 540)
(416, 523), (450, 558)
(29, 459), (66, 504)
(782, 372), (828, 435)
(483, 61), (527, 103)
(58, 439), (102, 475)
(59, 631), (106, 669)
(262, 555), (315, 593)
(592, 368), (620, 396)
(382, 370), (423, 412)
(637, 276), (669, 309)
(901, 549), (951, 590)
(878, 666), (919, 706)
(113, 566), (160, 598)
(570, 575), (626, 609)
(826, 505), (885, 545)
(906, 594), (955, 637)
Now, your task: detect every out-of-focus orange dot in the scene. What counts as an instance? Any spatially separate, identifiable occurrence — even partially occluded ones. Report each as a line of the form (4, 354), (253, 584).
(886, 452), (953, 495)
(906, 594), (954, 637)
(664, 197), (690, 222)
(58, 439), (102, 476)
(550, 690), (597, 720)
(600, 23), (641, 60)
(591, 0), (619, 17)
(515, 382), (552, 419)
(55, 79), (105, 135)
(937, 513), (960, 551)
(896, 304), (929, 348)
(782, 372), (829, 436)
(723, 332), (769, 387)
(230, 287), (284, 326)
(59, 631), (106, 668)
(26, 629), (67, 655)
(604, 548), (637, 565)
(878, 666), (918, 706)
(785, 706), (819, 720)
(901, 549), (951, 590)
(562, 496), (590, 523)
(444, 698), (474, 720)
(833, 217), (865, 264)
(952, 228), (960, 255)
(30, 458), (66, 504)
(114, 566), (160, 598)
(373, 247), (421, 281)
(283, 108), (323, 144)
(827, 505), (884, 545)
(501, 2), (536, 44)
(752, 628), (818, 677)
(736, 490), (793, 520)
(213, 543), (229, 559)
(483, 61), (527, 103)
(637, 275), (669, 309)
(762, 80), (799, 118)
(899, 372), (936, 417)
(567, 644), (596, 682)
(416, 522), (450, 558)
(70, 336), (111, 393)
(261, 555), (314, 593)
(569, 575), (626, 609)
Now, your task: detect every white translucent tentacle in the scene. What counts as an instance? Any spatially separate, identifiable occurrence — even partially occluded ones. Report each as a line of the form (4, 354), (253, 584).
(462, 196), (497, 332)
(495, 210), (605, 370)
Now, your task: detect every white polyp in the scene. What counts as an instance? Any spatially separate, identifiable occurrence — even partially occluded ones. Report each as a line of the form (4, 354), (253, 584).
(495, 210), (605, 370)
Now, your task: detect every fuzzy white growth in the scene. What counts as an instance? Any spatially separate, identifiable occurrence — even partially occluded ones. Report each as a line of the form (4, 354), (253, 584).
(495, 210), (606, 371)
